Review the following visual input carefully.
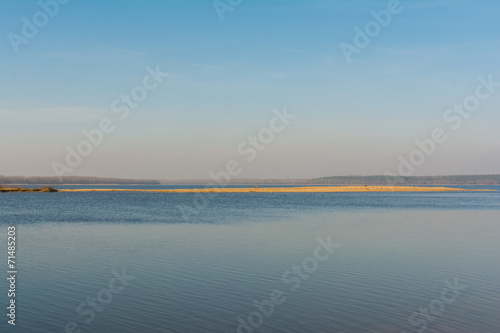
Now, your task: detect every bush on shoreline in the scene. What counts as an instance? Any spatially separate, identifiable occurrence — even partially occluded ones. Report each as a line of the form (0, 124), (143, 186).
(0, 186), (58, 193)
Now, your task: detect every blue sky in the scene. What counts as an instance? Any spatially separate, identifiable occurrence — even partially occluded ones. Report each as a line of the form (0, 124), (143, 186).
(1, 0), (499, 179)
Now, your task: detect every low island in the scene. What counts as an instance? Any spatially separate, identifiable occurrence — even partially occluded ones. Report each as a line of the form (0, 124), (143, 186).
(57, 186), (494, 193)
(0, 186), (58, 193)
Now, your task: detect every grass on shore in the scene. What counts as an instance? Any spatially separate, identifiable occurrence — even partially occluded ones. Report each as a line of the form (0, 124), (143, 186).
(0, 186), (58, 193)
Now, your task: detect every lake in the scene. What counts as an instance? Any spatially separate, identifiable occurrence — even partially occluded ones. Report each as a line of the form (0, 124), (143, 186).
(0, 186), (499, 332)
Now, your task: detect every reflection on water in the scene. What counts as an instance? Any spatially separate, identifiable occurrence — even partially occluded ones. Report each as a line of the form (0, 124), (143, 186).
(0, 189), (499, 332)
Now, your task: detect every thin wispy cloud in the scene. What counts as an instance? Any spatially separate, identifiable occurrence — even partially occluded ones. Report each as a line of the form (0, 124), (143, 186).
(0, 106), (106, 123)
(189, 63), (219, 71)
(109, 48), (149, 57)
(255, 70), (288, 79)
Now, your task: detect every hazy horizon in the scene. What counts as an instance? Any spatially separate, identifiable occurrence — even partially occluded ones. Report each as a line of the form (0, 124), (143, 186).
(2, 1), (499, 179)
(2, 173), (499, 183)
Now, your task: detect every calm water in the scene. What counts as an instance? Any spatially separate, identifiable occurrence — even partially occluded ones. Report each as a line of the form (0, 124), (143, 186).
(0, 186), (499, 332)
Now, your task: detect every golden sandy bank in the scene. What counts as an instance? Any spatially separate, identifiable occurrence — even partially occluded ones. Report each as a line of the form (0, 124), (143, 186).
(58, 186), (494, 193)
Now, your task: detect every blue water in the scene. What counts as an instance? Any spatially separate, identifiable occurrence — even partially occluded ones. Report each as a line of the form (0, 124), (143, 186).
(0, 186), (499, 332)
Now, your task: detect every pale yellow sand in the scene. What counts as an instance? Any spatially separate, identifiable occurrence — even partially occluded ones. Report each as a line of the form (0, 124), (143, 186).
(58, 186), (494, 193)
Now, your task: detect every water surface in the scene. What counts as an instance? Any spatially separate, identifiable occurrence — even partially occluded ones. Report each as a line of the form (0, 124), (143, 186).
(0, 186), (498, 332)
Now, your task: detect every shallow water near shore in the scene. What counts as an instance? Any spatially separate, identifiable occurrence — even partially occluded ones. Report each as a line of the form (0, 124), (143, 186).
(0, 186), (499, 332)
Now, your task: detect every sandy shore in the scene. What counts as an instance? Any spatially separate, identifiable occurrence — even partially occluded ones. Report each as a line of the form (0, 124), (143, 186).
(58, 186), (494, 193)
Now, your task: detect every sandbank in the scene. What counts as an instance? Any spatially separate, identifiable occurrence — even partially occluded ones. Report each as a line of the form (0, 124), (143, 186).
(58, 186), (494, 193)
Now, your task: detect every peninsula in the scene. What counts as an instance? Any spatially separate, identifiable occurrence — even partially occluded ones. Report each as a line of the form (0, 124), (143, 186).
(58, 186), (494, 193)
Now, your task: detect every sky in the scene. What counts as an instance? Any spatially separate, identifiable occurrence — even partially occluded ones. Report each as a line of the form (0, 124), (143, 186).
(1, 0), (499, 180)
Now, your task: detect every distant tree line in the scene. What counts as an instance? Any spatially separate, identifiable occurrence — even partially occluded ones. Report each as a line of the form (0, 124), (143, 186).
(310, 175), (500, 185)
(160, 179), (311, 185)
(0, 176), (161, 185)
(2, 175), (498, 186)
(162, 175), (500, 185)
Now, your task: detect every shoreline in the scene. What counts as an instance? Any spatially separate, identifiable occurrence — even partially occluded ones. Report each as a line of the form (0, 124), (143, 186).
(0, 186), (57, 193)
(57, 186), (496, 193)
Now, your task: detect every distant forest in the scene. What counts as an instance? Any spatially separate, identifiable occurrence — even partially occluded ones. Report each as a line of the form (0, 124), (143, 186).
(162, 175), (500, 185)
(311, 175), (500, 185)
(1, 175), (499, 186)
(0, 176), (161, 185)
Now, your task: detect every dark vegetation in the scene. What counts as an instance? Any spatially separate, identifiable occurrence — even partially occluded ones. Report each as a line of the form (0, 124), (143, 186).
(0, 176), (161, 185)
(1, 175), (498, 186)
(0, 186), (58, 193)
(311, 175), (500, 185)
(163, 175), (500, 185)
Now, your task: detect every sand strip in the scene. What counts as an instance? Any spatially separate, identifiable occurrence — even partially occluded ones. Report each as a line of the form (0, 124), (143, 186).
(58, 186), (495, 193)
